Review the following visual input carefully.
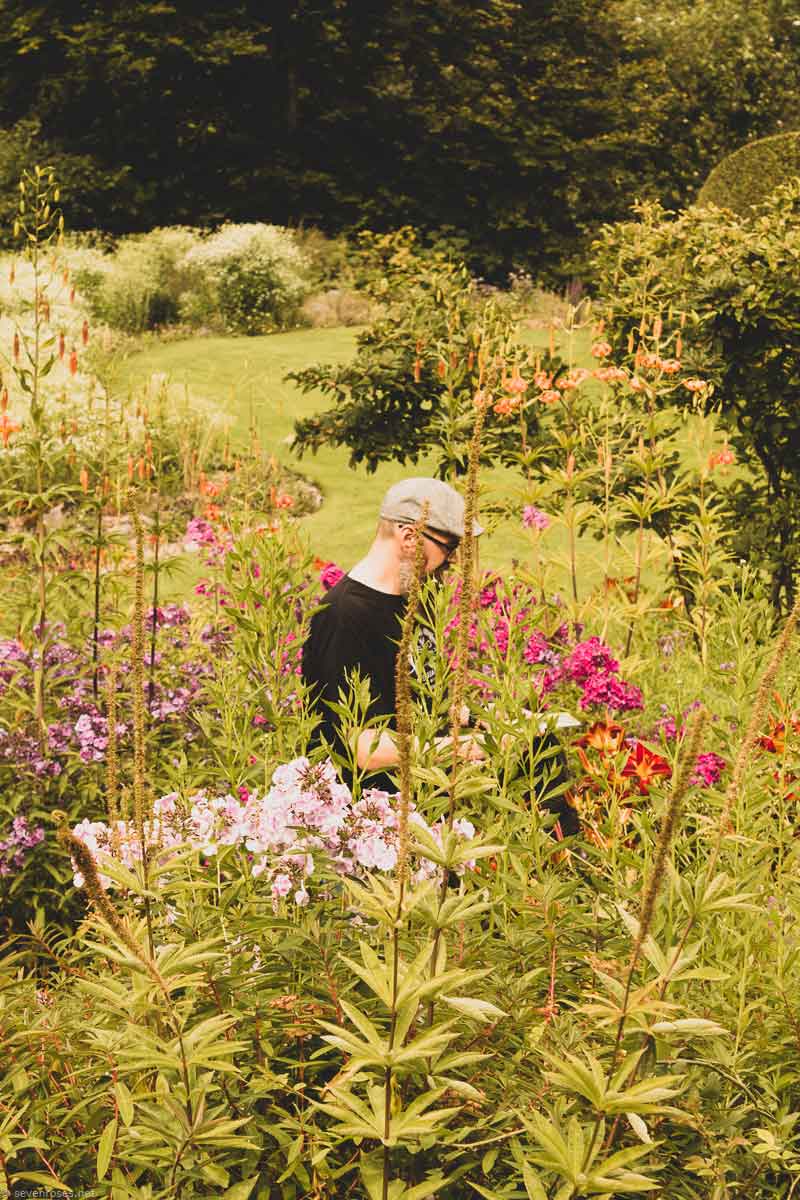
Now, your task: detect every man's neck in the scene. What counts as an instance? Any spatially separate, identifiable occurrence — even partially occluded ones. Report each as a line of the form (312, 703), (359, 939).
(348, 546), (404, 595)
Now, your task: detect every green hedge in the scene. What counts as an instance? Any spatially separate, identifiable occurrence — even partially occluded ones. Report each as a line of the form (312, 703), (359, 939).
(698, 130), (800, 214)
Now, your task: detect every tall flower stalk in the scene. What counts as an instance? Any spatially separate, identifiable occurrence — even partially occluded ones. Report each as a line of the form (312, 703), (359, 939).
(6, 168), (66, 736)
(380, 510), (427, 1200)
(446, 398), (485, 826)
(130, 500), (154, 956)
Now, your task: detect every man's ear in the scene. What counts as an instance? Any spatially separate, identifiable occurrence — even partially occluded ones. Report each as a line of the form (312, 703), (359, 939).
(396, 524), (417, 551)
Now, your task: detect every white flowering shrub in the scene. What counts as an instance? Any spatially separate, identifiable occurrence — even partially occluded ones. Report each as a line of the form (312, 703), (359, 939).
(70, 226), (201, 333)
(180, 222), (311, 334)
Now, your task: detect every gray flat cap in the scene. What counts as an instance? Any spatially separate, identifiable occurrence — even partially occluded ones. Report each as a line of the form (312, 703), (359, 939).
(379, 477), (484, 540)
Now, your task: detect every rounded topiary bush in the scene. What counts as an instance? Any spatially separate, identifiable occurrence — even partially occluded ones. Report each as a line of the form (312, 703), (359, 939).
(697, 130), (800, 215)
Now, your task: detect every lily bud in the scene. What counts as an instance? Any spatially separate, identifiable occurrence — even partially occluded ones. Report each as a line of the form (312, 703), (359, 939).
(79, 466), (89, 493)
(69, 349), (78, 375)
(13, 333), (20, 361)
(82, 320), (89, 346)
(58, 332), (65, 360)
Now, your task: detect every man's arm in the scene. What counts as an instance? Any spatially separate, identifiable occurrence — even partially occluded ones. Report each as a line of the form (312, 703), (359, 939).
(355, 727), (487, 770)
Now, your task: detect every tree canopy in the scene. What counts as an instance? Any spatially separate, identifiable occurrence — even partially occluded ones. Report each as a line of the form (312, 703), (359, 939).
(1, 0), (798, 278)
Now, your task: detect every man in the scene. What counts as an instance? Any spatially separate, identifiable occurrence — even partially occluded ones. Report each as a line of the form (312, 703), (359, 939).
(301, 477), (482, 790)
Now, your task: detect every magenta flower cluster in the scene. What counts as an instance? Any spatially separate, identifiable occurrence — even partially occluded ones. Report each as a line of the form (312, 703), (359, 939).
(320, 562), (345, 591)
(71, 756), (478, 905)
(690, 752), (726, 788)
(445, 573), (644, 716)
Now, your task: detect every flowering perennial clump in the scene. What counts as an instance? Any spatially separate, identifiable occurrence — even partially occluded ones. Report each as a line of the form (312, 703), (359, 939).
(70, 756), (478, 905)
(0, 815), (45, 875)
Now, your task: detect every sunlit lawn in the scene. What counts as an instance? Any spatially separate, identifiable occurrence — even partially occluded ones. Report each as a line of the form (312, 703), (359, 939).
(116, 326), (610, 586)
(114, 321), (729, 611)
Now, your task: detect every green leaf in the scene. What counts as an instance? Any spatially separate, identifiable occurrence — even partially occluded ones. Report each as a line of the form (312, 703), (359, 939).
(650, 1019), (727, 1037)
(201, 1162), (230, 1187)
(441, 995), (507, 1022)
(627, 1112), (652, 1144)
(482, 1147), (499, 1174)
(222, 1177), (260, 1200)
(115, 1080), (134, 1127)
(15, 1171), (73, 1190)
(97, 1116), (117, 1181)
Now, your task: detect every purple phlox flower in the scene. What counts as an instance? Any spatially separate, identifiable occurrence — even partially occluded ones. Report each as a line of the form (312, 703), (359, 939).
(654, 715), (679, 742)
(0, 814), (45, 875)
(524, 631), (560, 667)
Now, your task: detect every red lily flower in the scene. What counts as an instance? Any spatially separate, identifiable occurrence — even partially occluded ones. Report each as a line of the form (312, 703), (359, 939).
(621, 741), (672, 795)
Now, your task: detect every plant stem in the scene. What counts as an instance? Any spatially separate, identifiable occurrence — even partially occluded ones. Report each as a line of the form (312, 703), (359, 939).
(92, 501), (103, 699)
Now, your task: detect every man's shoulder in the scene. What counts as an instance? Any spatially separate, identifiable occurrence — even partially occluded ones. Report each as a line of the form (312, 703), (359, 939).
(322, 575), (404, 618)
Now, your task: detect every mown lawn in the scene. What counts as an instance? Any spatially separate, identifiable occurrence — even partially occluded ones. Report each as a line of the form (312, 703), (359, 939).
(116, 325), (598, 578)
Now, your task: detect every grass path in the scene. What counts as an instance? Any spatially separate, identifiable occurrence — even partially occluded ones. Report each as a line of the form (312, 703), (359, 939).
(116, 326), (579, 573)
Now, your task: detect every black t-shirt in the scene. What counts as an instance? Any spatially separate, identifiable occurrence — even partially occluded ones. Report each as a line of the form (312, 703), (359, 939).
(301, 575), (406, 791)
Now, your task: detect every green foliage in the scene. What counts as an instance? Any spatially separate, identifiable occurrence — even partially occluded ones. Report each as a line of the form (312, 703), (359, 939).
(72, 223), (312, 335)
(181, 223), (311, 335)
(698, 131), (800, 215)
(0, 119), (126, 250)
(289, 234), (557, 476)
(592, 180), (800, 609)
(1, 1), (798, 279)
(73, 227), (200, 333)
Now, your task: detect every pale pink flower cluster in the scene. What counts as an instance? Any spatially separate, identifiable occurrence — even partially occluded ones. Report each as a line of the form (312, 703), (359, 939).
(70, 757), (479, 905)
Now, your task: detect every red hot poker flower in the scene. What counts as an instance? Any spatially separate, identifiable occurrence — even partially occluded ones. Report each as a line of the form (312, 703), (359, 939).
(621, 741), (672, 795)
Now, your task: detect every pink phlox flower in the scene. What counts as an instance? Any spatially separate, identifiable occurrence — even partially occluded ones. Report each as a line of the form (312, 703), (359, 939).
(562, 637), (619, 682)
(691, 752), (726, 788)
(320, 563), (345, 591)
(524, 632), (559, 666)
(349, 831), (397, 871)
(579, 672), (644, 713)
(522, 505), (551, 532)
